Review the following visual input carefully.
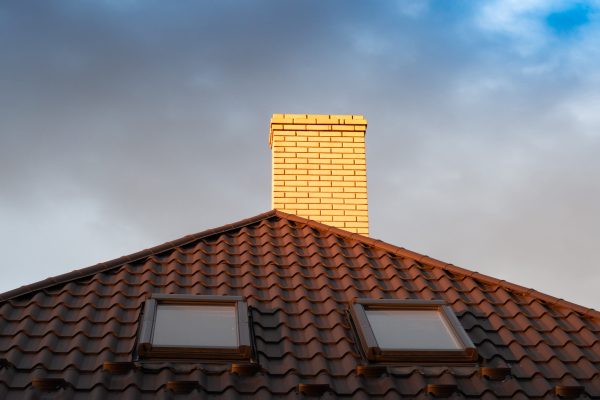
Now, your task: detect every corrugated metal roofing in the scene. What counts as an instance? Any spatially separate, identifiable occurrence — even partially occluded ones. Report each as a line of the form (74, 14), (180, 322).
(1, 210), (599, 399)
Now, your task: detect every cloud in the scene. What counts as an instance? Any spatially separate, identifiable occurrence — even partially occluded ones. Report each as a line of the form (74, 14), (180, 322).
(474, 0), (598, 55)
(1, 1), (600, 309)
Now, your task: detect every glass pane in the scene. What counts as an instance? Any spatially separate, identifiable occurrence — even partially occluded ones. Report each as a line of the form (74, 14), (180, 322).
(152, 304), (238, 347)
(365, 309), (462, 350)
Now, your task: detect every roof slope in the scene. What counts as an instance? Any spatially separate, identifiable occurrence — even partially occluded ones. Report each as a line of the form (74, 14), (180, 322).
(0, 210), (599, 399)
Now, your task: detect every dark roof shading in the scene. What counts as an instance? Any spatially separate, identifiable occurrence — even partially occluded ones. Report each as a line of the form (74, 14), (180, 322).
(1, 210), (599, 399)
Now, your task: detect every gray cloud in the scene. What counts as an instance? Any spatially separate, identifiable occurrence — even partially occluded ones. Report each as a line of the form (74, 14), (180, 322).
(1, 1), (599, 308)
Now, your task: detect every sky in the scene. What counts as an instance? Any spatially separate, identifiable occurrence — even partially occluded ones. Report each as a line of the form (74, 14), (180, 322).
(1, 0), (599, 308)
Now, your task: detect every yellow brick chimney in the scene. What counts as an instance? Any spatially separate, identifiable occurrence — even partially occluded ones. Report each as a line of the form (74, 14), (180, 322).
(270, 114), (368, 235)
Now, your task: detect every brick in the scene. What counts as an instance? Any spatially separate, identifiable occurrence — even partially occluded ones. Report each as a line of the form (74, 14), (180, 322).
(333, 215), (356, 222)
(342, 118), (367, 126)
(319, 153), (342, 159)
(283, 136), (306, 142)
(307, 181), (332, 187)
(343, 199), (366, 204)
(331, 125), (355, 131)
(285, 147), (308, 153)
(289, 203), (309, 210)
(298, 210), (322, 217)
(284, 180), (308, 186)
(307, 136), (330, 142)
(332, 192), (356, 199)
(284, 192), (309, 198)
(274, 174), (297, 181)
(319, 131), (342, 137)
(330, 114), (354, 120)
(336, 204), (358, 210)
(271, 130), (296, 136)
(296, 152), (320, 159)
(321, 186), (343, 193)
(343, 175), (367, 182)
(308, 203), (333, 210)
(345, 210), (369, 216)
(331, 181), (355, 187)
(340, 153), (365, 159)
(296, 198), (321, 204)
(295, 131), (319, 137)
(307, 124), (330, 131)
(342, 142), (364, 148)
(295, 175), (319, 181)
(330, 136), (353, 142)
(320, 209), (345, 216)
(310, 192), (333, 198)
(284, 158), (308, 164)
(283, 124), (306, 130)
(342, 187), (366, 193)
(320, 141), (342, 148)
(331, 158), (354, 164)
(320, 175), (343, 181)
(340, 131), (364, 137)
(303, 141), (319, 148)
(282, 169), (307, 175)
(320, 164), (344, 170)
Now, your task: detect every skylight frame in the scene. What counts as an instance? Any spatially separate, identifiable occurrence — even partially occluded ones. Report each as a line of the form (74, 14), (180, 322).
(138, 294), (251, 360)
(350, 299), (477, 364)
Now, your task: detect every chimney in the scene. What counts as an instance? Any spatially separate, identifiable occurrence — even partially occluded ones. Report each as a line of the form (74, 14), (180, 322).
(270, 114), (368, 235)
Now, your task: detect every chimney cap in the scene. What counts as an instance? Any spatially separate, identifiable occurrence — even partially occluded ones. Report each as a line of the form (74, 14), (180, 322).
(269, 114), (367, 147)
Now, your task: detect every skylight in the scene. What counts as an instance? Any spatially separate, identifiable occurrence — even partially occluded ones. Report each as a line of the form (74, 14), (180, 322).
(138, 294), (251, 360)
(350, 299), (477, 363)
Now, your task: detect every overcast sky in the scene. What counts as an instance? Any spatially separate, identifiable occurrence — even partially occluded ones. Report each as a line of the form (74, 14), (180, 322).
(1, 1), (599, 308)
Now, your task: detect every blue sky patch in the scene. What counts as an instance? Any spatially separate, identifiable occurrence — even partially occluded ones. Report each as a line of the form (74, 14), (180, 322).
(546, 3), (591, 34)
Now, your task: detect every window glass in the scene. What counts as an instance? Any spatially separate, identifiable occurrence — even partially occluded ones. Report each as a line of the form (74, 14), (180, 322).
(152, 304), (238, 347)
(365, 309), (461, 350)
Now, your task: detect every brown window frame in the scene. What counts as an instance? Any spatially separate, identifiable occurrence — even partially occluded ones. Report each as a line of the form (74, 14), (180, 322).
(138, 294), (251, 360)
(350, 299), (477, 364)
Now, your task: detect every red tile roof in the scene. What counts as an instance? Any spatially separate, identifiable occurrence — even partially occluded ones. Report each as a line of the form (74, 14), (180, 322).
(1, 210), (599, 398)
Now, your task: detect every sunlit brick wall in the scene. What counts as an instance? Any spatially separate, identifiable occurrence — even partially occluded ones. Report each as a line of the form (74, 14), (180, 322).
(270, 114), (368, 235)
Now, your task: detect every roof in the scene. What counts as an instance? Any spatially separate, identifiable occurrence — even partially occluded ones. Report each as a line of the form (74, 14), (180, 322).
(1, 210), (599, 398)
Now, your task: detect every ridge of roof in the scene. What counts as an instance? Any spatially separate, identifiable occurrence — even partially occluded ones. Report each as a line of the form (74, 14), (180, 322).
(272, 210), (600, 320)
(0, 210), (279, 302)
(2, 209), (597, 320)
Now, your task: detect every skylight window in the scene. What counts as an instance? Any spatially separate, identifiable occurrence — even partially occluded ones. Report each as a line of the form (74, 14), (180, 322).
(350, 299), (477, 364)
(138, 294), (251, 360)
